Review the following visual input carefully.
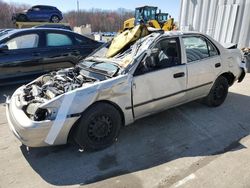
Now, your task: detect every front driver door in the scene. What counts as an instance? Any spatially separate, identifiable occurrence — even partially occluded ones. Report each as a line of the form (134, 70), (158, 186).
(132, 37), (187, 119)
(0, 33), (43, 83)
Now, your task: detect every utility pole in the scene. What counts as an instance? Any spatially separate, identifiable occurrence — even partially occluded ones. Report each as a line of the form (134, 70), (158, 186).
(77, 0), (80, 13)
(77, 0), (80, 26)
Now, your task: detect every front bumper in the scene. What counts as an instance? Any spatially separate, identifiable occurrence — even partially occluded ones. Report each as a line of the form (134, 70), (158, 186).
(6, 88), (79, 147)
(238, 61), (246, 82)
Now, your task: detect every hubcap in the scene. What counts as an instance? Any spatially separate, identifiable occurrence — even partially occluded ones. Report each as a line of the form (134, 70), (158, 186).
(88, 115), (112, 142)
(214, 85), (225, 100)
(52, 16), (59, 22)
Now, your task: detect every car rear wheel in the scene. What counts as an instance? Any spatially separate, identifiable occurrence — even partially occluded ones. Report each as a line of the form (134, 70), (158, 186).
(50, 15), (60, 23)
(74, 102), (122, 151)
(18, 15), (27, 22)
(204, 76), (229, 107)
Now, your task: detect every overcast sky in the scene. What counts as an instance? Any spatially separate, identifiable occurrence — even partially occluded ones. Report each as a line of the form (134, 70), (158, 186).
(5, 0), (181, 20)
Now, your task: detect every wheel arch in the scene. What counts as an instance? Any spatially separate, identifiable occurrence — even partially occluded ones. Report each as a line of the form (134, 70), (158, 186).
(91, 100), (125, 126)
(219, 72), (235, 86)
(18, 14), (28, 20)
(67, 100), (125, 143)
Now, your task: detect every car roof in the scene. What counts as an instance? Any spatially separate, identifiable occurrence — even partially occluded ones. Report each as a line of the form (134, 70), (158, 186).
(8, 28), (74, 34)
(0, 28), (77, 41)
(162, 30), (203, 37)
(32, 5), (57, 8)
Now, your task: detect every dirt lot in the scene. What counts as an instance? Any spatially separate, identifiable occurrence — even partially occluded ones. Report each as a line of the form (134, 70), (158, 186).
(1, 74), (250, 188)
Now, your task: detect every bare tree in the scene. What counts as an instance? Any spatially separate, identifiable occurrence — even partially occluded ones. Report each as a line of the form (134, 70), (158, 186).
(0, 0), (133, 31)
(63, 8), (133, 32)
(0, 0), (29, 28)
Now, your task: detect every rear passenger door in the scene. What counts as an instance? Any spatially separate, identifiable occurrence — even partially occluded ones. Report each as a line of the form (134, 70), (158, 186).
(38, 6), (50, 20)
(74, 34), (101, 61)
(182, 35), (222, 99)
(41, 31), (77, 72)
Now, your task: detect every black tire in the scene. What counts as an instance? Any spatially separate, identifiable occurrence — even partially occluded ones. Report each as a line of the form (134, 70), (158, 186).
(50, 15), (60, 23)
(204, 76), (229, 107)
(74, 102), (122, 151)
(18, 14), (27, 22)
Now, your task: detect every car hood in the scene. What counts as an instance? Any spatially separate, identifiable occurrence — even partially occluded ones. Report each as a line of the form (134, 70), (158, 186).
(15, 67), (100, 120)
(12, 65), (129, 122)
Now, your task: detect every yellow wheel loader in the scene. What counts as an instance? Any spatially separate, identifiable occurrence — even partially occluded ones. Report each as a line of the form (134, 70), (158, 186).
(107, 6), (175, 58)
(123, 6), (174, 31)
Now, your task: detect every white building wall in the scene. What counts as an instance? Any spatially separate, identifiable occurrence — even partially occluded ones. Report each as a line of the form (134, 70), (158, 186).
(179, 0), (250, 48)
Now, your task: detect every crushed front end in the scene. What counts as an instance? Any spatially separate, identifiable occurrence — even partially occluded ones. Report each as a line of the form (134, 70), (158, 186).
(6, 67), (98, 147)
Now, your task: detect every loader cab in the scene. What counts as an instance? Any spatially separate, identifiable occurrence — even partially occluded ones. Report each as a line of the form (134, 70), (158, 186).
(134, 6), (157, 25)
(156, 13), (169, 24)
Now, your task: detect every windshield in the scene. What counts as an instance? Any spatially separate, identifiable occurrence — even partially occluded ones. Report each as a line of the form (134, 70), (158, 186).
(0, 29), (15, 41)
(84, 41), (135, 70)
(81, 33), (158, 76)
(135, 7), (157, 22)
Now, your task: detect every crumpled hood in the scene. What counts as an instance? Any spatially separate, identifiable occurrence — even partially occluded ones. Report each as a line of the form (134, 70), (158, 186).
(18, 67), (100, 120)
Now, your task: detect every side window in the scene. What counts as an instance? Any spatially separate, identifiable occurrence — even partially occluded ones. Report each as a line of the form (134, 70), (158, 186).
(43, 6), (53, 11)
(75, 36), (95, 45)
(46, 33), (73, 47)
(183, 36), (219, 63)
(6, 34), (39, 50)
(75, 37), (87, 45)
(154, 38), (181, 68)
(32, 6), (40, 11)
(134, 38), (181, 75)
(183, 36), (209, 63)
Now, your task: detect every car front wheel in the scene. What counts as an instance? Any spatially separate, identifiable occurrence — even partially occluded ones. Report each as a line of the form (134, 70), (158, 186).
(18, 14), (27, 22)
(74, 102), (122, 151)
(204, 76), (229, 107)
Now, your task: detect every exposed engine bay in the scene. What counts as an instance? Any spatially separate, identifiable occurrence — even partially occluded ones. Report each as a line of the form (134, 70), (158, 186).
(20, 67), (99, 120)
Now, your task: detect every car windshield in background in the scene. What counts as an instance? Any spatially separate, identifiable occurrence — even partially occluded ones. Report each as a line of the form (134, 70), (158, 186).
(0, 30), (14, 38)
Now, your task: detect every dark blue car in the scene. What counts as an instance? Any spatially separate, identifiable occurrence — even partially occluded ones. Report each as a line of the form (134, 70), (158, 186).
(0, 28), (101, 85)
(12, 5), (63, 23)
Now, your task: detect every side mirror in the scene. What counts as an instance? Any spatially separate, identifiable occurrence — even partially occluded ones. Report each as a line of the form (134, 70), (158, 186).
(150, 48), (160, 56)
(0, 44), (8, 52)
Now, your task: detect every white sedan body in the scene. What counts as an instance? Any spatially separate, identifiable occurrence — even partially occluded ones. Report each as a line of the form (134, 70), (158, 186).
(6, 31), (245, 147)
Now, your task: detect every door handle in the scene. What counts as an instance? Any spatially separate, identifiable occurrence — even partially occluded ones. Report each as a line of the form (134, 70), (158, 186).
(173, 72), (185, 78)
(215, 63), (221, 68)
(32, 52), (41, 56)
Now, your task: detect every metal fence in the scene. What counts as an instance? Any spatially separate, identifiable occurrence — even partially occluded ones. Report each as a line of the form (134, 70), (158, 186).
(179, 0), (250, 48)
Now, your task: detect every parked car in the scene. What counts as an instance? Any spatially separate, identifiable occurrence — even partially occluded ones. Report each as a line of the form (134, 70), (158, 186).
(6, 31), (245, 151)
(0, 28), (101, 85)
(12, 5), (63, 23)
(33, 24), (72, 30)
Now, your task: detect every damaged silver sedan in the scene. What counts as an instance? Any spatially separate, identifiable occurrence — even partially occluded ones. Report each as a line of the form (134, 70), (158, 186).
(6, 31), (246, 150)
